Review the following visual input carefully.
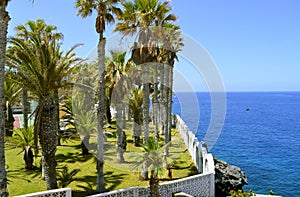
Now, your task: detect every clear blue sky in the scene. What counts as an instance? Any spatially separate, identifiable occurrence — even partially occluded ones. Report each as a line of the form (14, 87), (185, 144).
(7, 0), (300, 91)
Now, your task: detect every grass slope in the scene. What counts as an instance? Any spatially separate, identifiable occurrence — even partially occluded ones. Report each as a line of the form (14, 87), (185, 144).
(6, 121), (198, 196)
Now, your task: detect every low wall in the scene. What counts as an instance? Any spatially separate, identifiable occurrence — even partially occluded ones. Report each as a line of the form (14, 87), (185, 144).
(87, 186), (139, 197)
(174, 114), (215, 174)
(89, 173), (214, 197)
(15, 188), (72, 197)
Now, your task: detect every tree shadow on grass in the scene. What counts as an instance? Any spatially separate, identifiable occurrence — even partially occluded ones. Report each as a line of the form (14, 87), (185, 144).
(72, 171), (126, 197)
(56, 152), (93, 163)
(104, 171), (126, 191)
(7, 166), (42, 183)
(73, 175), (96, 197)
(172, 161), (199, 176)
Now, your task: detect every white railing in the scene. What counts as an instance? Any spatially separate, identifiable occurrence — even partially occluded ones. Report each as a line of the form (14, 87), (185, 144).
(86, 173), (214, 197)
(87, 186), (139, 197)
(14, 188), (72, 197)
(174, 114), (215, 175)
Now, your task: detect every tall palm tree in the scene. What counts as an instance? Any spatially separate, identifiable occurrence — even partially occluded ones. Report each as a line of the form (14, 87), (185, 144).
(0, 0), (10, 195)
(6, 19), (79, 190)
(115, 0), (157, 149)
(75, 0), (122, 192)
(105, 50), (130, 124)
(72, 62), (98, 155)
(1, 1), (38, 194)
(13, 19), (63, 157)
(158, 27), (183, 153)
(105, 50), (131, 161)
(115, 0), (179, 179)
(73, 96), (97, 155)
(115, 0), (178, 139)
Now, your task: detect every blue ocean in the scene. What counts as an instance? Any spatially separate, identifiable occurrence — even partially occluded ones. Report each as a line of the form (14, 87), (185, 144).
(172, 92), (300, 197)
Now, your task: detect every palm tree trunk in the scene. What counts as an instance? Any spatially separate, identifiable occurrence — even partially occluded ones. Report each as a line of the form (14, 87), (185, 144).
(153, 64), (159, 143)
(5, 103), (14, 136)
(96, 36), (106, 193)
(133, 120), (141, 146)
(163, 65), (170, 167)
(150, 171), (159, 197)
(22, 88), (29, 130)
(38, 95), (58, 190)
(24, 145), (34, 170)
(121, 107), (126, 129)
(116, 104), (125, 163)
(54, 89), (61, 146)
(81, 135), (90, 155)
(142, 77), (150, 145)
(168, 65), (173, 142)
(141, 68), (150, 180)
(159, 65), (165, 135)
(105, 95), (112, 124)
(0, 4), (9, 196)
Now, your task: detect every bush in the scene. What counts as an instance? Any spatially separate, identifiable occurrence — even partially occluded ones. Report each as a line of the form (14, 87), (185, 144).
(228, 190), (255, 197)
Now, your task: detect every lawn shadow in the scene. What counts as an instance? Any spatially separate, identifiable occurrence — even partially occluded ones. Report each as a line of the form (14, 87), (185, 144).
(56, 152), (93, 163)
(172, 160), (198, 175)
(72, 171), (126, 196)
(73, 175), (97, 197)
(7, 166), (42, 183)
(104, 171), (126, 191)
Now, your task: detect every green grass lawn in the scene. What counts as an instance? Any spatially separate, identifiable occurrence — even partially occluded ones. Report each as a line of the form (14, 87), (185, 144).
(6, 121), (198, 196)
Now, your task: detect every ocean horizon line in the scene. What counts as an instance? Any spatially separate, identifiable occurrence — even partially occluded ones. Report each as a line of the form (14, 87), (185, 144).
(174, 90), (300, 93)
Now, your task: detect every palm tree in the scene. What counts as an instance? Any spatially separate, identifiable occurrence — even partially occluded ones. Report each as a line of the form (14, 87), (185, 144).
(6, 19), (79, 190)
(75, 0), (123, 192)
(105, 50), (130, 124)
(13, 19), (64, 158)
(158, 27), (183, 167)
(131, 137), (169, 197)
(0, 0), (11, 195)
(115, 0), (178, 137)
(72, 62), (98, 155)
(105, 50), (132, 161)
(11, 126), (35, 169)
(73, 98), (97, 155)
(115, 0), (179, 179)
(1, 1), (37, 194)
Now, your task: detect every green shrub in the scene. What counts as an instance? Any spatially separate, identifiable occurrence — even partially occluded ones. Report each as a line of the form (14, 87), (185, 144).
(228, 190), (255, 197)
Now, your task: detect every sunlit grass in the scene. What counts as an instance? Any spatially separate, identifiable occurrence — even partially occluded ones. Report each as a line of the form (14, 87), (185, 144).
(6, 120), (198, 196)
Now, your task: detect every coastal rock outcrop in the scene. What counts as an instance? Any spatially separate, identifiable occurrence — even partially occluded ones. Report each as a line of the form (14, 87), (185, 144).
(214, 156), (248, 196)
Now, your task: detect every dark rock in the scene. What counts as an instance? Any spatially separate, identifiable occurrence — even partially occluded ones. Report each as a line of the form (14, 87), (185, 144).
(214, 156), (248, 197)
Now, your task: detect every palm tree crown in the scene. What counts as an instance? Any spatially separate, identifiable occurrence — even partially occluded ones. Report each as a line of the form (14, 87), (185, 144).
(75, 0), (122, 37)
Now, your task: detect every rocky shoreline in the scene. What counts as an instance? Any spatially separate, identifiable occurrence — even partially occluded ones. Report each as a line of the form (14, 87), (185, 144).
(214, 156), (248, 196)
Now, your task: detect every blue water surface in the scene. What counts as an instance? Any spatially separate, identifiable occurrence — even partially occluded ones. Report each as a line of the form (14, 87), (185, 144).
(172, 92), (300, 197)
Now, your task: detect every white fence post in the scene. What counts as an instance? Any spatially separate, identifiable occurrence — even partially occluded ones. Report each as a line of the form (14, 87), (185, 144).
(66, 189), (72, 197)
(209, 172), (215, 197)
